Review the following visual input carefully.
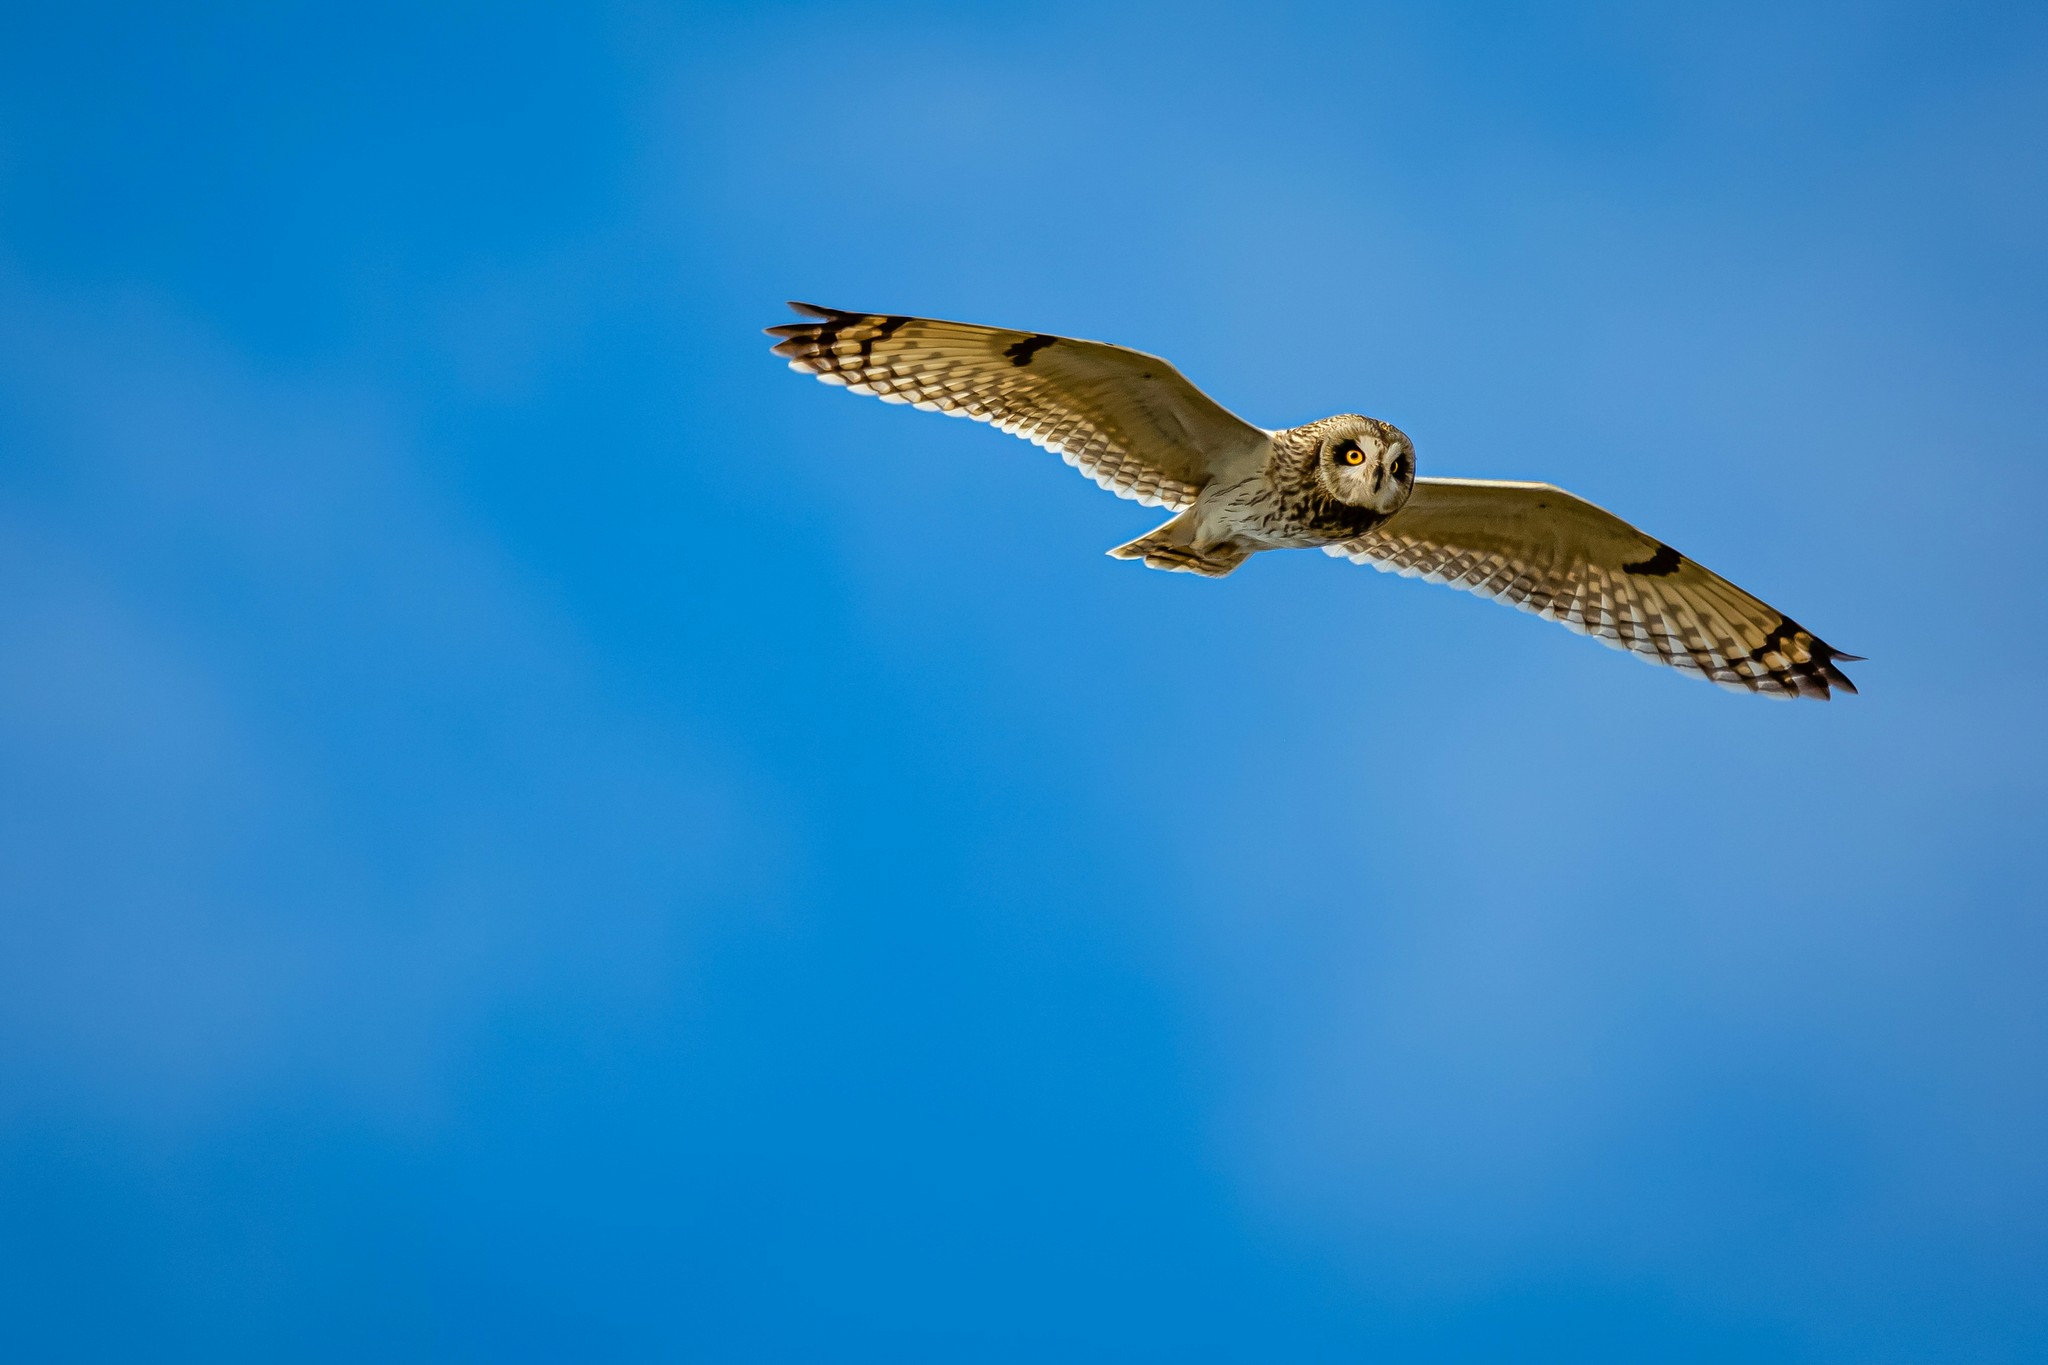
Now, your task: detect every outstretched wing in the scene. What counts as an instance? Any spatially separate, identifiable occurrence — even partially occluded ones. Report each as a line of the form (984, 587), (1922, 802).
(766, 303), (1268, 510)
(1328, 478), (1860, 699)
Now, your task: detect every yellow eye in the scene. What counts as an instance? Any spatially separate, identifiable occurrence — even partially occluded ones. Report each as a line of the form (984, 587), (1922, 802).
(1342, 447), (1365, 466)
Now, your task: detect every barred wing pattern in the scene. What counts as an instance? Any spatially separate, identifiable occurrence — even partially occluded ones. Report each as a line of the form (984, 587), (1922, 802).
(766, 303), (1267, 510)
(1328, 478), (1860, 698)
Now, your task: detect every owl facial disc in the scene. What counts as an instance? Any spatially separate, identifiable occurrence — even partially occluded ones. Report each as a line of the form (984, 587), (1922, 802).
(1316, 419), (1415, 515)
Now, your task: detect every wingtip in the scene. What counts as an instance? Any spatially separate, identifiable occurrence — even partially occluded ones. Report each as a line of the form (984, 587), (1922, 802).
(1819, 651), (1861, 698)
(766, 301), (843, 338)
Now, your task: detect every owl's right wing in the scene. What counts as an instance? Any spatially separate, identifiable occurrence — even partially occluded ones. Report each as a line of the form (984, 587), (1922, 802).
(766, 303), (1269, 510)
(1327, 477), (1860, 699)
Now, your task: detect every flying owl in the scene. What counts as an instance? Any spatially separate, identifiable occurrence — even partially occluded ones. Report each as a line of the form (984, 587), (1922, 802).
(766, 303), (1860, 699)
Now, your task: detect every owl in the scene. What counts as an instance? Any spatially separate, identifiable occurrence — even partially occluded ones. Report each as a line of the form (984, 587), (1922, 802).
(766, 303), (1859, 699)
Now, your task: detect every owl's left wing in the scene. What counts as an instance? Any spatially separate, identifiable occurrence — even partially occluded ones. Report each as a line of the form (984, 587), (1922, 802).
(766, 303), (1268, 510)
(1327, 477), (1860, 699)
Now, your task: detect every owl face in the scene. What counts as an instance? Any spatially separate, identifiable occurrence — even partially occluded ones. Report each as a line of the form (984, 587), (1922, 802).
(1316, 422), (1415, 514)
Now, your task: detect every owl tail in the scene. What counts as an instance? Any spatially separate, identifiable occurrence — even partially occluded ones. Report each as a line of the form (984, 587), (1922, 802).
(1107, 514), (1251, 578)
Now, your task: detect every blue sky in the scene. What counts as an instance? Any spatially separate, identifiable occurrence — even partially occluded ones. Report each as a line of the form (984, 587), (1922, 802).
(2, 2), (2045, 1360)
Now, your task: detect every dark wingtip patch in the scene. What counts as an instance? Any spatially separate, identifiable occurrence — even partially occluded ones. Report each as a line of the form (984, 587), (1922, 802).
(1742, 614), (1863, 700)
(855, 314), (911, 365)
(785, 301), (840, 319)
(1818, 645), (1862, 696)
(1622, 542), (1684, 576)
(1750, 616), (1801, 662)
(1003, 333), (1057, 366)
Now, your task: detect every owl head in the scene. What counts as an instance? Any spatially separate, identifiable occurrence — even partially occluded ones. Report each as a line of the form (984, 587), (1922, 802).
(1313, 416), (1415, 515)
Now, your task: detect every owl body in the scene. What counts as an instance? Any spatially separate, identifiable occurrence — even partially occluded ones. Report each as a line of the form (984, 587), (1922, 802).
(1217, 416), (1414, 548)
(1142, 416), (1417, 573)
(766, 303), (1861, 699)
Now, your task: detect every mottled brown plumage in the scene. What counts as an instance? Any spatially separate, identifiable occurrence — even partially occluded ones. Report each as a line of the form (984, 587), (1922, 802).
(767, 303), (1859, 699)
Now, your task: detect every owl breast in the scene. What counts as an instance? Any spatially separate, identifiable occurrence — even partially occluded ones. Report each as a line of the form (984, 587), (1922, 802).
(1196, 466), (1388, 550)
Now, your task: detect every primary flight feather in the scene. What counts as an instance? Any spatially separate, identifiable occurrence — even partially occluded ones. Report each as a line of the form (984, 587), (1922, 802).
(765, 302), (1859, 699)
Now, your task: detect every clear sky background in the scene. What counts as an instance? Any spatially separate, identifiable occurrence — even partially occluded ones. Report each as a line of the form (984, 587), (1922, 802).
(2, 3), (2045, 1361)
